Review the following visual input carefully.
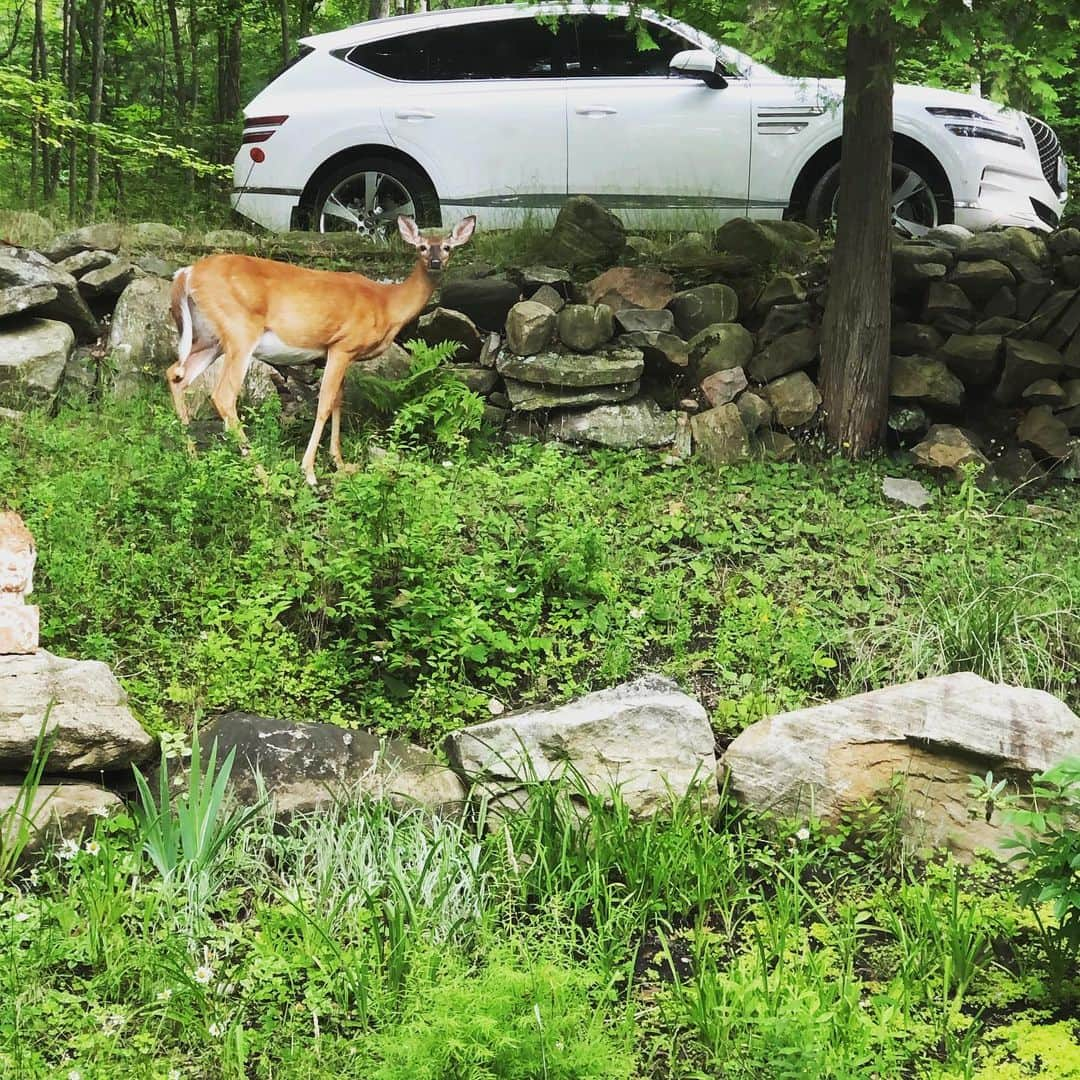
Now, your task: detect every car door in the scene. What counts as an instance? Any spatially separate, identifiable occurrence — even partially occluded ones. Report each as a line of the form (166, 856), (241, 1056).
(564, 15), (753, 228)
(357, 17), (569, 227)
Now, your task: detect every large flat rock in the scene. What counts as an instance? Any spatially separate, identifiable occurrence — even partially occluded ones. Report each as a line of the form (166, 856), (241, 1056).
(444, 674), (717, 818)
(0, 650), (155, 773)
(721, 672), (1080, 859)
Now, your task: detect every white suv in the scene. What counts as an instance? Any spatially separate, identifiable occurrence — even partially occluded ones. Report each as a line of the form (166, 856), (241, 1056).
(231, 3), (1068, 238)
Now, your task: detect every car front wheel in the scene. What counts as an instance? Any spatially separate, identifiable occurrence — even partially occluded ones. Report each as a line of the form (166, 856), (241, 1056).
(308, 156), (440, 236)
(806, 156), (953, 238)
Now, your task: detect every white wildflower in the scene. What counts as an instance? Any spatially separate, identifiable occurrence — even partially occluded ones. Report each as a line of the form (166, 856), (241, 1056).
(628, 606), (644, 619)
(14, 912), (30, 923)
(67, 1070), (83, 1080)
(194, 965), (214, 986)
(795, 827), (811, 842)
(157, 989), (173, 1002)
(90, 804), (111, 818)
(208, 1021), (223, 1037)
(85, 840), (102, 856)
(58, 839), (79, 861)
(505, 586), (516, 595)
(102, 1012), (124, 1034)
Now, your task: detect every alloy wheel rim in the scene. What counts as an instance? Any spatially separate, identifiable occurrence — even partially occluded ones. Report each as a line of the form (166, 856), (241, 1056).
(828, 164), (940, 238)
(318, 171), (416, 236)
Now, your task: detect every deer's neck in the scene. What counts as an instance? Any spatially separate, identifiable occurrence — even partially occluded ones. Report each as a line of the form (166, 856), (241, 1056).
(384, 259), (437, 332)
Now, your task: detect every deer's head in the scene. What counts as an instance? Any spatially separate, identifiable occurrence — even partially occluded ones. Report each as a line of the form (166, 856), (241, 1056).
(398, 215), (476, 276)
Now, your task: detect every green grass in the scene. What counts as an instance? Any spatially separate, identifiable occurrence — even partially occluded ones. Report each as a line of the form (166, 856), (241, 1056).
(1, 394), (1077, 742)
(3, 393), (1080, 1076)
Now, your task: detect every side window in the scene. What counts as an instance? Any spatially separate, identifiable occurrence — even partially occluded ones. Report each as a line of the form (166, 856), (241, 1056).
(568, 16), (696, 77)
(345, 19), (567, 80)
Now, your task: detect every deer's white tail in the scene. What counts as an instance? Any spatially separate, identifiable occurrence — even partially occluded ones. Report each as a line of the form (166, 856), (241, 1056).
(171, 266), (194, 374)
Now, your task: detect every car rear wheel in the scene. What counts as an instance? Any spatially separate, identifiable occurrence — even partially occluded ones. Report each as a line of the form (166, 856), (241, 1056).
(806, 154), (953, 238)
(308, 155), (440, 237)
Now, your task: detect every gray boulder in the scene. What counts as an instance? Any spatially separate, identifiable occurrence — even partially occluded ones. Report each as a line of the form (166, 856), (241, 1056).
(503, 379), (639, 411)
(720, 672), (1080, 860)
(0, 318), (74, 410)
(1017, 406), (1072, 460)
(78, 259), (138, 301)
(0, 650), (155, 773)
(747, 327), (818, 384)
(172, 712), (466, 818)
(546, 196), (626, 266)
(204, 229), (256, 249)
(0, 284), (57, 321)
(416, 306), (483, 362)
(994, 339), (1063, 406)
(131, 222), (183, 244)
(700, 366), (748, 407)
(440, 278), (521, 331)
(890, 355), (964, 409)
(755, 272), (806, 312)
(549, 398), (678, 449)
(667, 284), (738, 338)
(53, 250), (116, 278)
(496, 346), (643, 388)
(506, 300), (558, 356)
(557, 304), (615, 352)
(882, 476), (931, 509)
(950, 254), (1015, 302)
(939, 334), (1003, 387)
(736, 390), (773, 434)
(688, 323), (754, 380)
(445, 675), (717, 819)
(0, 782), (122, 859)
(106, 278), (176, 397)
(924, 282), (973, 321)
(615, 308), (674, 334)
(758, 303), (816, 350)
(0, 252), (100, 340)
(691, 403), (750, 465)
(616, 330), (688, 369)
(761, 371), (821, 428)
(42, 223), (122, 262)
(0, 210), (55, 249)
(911, 424), (988, 477)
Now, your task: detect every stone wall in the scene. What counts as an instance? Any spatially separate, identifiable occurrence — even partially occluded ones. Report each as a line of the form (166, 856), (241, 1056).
(3, 201), (1079, 485)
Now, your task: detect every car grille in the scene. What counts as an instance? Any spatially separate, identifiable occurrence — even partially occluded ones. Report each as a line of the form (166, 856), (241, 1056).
(1026, 116), (1065, 194)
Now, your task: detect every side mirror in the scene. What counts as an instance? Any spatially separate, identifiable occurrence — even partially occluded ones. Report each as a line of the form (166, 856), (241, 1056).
(669, 49), (727, 89)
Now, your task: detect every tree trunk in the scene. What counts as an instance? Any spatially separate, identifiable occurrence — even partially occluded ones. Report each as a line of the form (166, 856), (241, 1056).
(65, 0), (78, 216)
(29, 0), (41, 205)
(279, 0), (289, 68)
(818, 16), (895, 457)
(369, 0), (390, 21)
(165, 0), (186, 122)
(86, 0), (107, 213)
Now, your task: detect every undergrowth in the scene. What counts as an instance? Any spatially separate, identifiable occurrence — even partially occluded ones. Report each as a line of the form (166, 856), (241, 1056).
(1, 394), (1077, 743)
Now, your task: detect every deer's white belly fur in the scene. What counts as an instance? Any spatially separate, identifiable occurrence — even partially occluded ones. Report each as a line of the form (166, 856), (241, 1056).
(253, 331), (325, 366)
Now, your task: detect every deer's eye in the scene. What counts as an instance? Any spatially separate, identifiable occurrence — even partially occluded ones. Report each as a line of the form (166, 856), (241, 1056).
(419, 244), (428, 252)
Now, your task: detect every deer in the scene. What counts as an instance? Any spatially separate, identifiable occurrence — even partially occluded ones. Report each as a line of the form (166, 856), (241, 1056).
(165, 214), (476, 486)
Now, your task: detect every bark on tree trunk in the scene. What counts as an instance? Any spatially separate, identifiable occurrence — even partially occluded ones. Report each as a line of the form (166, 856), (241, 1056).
(166, 0), (187, 121)
(279, 0), (289, 68)
(818, 17), (895, 458)
(64, 0), (78, 216)
(29, 0), (41, 205)
(86, 0), (106, 213)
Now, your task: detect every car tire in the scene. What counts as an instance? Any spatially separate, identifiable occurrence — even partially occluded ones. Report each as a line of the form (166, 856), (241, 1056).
(805, 151), (953, 238)
(306, 155), (440, 236)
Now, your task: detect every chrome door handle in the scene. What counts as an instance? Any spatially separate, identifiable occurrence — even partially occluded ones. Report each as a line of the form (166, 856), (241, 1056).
(395, 110), (435, 121)
(575, 106), (617, 116)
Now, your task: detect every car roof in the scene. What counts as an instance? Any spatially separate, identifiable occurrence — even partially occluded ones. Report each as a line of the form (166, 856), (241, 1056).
(300, 3), (649, 51)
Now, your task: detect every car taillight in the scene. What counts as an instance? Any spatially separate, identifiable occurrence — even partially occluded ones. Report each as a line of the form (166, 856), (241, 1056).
(241, 115), (288, 144)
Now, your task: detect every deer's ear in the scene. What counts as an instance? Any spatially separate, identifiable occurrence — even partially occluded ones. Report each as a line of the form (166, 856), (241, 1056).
(398, 216), (423, 246)
(448, 215), (476, 247)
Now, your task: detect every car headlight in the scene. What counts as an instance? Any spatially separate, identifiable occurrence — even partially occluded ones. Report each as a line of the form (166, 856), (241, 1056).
(943, 123), (1027, 148)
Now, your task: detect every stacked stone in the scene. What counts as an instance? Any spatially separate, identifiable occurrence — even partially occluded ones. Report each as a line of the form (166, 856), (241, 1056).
(0, 511), (156, 858)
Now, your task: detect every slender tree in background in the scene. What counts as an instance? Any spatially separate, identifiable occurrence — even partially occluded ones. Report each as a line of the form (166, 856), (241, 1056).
(86, 0), (106, 213)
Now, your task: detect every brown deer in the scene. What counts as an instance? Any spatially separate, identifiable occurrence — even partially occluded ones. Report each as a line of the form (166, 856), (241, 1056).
(165, 215), (476, 485)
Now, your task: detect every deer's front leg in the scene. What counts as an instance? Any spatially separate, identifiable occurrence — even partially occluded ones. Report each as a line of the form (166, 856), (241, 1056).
(302, 348), (353, 487)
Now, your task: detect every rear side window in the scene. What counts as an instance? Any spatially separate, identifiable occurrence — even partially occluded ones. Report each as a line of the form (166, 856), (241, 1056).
(345, 19), (568, 80)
